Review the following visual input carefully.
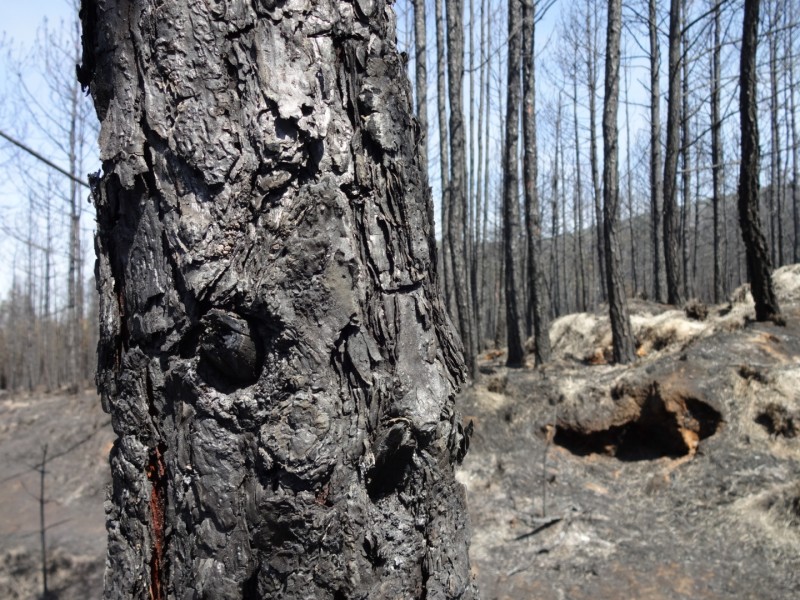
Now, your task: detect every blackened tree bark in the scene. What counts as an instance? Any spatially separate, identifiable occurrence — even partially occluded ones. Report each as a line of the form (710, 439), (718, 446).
(551, 100), (563, 317)
(79, 1), (476, 598)
(663, 0), (684, 306)
(413, 0), (429, 176)
(649, 0), (664, 303)
(503, 0), (525, 368)
(446, 0), (478, 378)
(767, 0), (783, 266)
(602, 0), (636, 363)
(711, 0), (724, 303)
(523, 0), (551, 365)
(572, 59), (589, 311)
(738, 0), (782, 322)
(789, 14), (800, 264)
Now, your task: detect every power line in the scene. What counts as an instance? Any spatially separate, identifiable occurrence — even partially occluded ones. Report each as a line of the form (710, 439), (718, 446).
(0, 129), (90, 189)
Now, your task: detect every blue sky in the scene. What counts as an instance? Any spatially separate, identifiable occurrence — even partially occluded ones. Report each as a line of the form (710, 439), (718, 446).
(0, 1), (85, 296)
(2, 0), (75, 49)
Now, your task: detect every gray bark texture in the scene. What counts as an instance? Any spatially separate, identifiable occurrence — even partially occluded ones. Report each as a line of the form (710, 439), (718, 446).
(738, 0), (782, 323)
(78, 1), (476, 598)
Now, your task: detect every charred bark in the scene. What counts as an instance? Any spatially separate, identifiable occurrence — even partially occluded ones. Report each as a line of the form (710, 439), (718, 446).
(738, 0), (782, 323)
(80, 1), (476, 598)
(585, 4), (607, 303)
(711, 0), (724, 303)
(413, 0), (429, 177)
(663, 0), (684, 306)
(435, 0), (454, 315)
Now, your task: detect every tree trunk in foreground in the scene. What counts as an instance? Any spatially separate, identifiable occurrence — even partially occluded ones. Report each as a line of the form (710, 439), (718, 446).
(603, 0), (636, 364)
(738, 0), (782, 323)
(79, 1), (476, 598)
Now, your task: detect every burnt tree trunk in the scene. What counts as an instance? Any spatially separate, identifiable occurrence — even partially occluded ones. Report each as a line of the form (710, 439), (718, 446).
(523, 0), (551, 365)
(79, 1), (476, 598)
(413, 0), (429, 176)
(502, 0), (525, 368)
(446, 0), (478, 378)
(602, 0), (636, 364)
(663, 0), (684, 306)
(649, 0), (664, 303)
(435, 0), (454, 315)
(738, 0), (781, 323)
(680, 16), (692, 300)
(586, 4), (607, 303)
(711, 0), (724, 303)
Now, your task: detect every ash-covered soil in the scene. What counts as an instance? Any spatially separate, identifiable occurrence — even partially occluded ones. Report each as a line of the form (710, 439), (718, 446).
(3, 266), (800, 599)
(0, 390), (112, 599)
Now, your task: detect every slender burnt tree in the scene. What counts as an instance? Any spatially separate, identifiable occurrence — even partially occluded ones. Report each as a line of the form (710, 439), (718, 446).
(79, 1), (476, 598)
(413, 0), (429, 174)
(711, 0), (724, 303)
(502, 0), (525, 368)
(663, 0), (684, 305)
(738, 0), (782, 322)
(649, 0), (664, 303)
(523, 0), (552, 365)
(603, 0), (636, 363)
(447, 0), (478, 377)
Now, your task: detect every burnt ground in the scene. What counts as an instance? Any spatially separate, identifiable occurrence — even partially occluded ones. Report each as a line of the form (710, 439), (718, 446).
(3, 268), (800, 599)
(458, 271), (800, 599)
(0, 390), (112, 599)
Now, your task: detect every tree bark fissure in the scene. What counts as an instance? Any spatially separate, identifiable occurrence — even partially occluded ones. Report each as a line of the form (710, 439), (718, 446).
(80, 1), (476, 598)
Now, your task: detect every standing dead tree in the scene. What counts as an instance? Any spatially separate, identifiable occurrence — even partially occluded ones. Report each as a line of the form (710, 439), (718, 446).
(79, 0), (476, 597)
(603, 0), (636, 363)
(738, 0), (782, 323)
